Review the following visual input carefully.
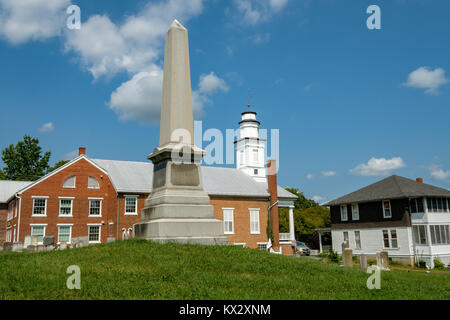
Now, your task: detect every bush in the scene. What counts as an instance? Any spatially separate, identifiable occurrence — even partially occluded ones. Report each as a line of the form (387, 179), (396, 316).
(320, 250), (341, 264)
(434, 259), (446, 270)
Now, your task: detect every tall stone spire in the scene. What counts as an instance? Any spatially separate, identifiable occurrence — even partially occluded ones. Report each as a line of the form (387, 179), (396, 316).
(133, 20), (226, 246)
(160, 20), (194, 147)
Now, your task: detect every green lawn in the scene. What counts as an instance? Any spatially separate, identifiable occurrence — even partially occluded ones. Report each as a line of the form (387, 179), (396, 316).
(0, 239), (448, 300)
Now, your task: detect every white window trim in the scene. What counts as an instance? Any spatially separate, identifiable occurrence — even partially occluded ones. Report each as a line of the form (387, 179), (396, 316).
(249, 208), (260, 235)
(88, 176), (100, 189)
(88, 198), (103, 217)
(124, 195), (138, 216)
(382, 229), (399, 249)
(88, 224), (102, 244)
(31, 197), (49, 217)
(63, 176), (76, 189)
(57, 224), (73, 244)
(58, 197), (74, 217)
(30, 224), (47, 245)
(382, 200), (392, 218)
(351, 203), (359, 221)
(223, 208), (234, 235)
(234, 243), (246, 247)
(340, 205), (348, 221)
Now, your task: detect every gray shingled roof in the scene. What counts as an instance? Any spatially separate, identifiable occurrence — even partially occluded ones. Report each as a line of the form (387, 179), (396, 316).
(92, 158), (296, 199)
(0, 181), (33, 203)
(325, 175), (450, 206)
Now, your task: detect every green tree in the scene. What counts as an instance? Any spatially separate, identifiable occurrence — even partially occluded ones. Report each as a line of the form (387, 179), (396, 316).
(285, 187), (319, 209)
(1, 135), (51, 181)
(0, 169), (6, 180)
(48, 160), (70, 173)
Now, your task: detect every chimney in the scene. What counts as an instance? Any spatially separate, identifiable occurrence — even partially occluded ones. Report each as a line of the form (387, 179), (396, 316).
(78, 147), (86, 156)
(267, 160), (280, 252)
(416, 177), (423, 184)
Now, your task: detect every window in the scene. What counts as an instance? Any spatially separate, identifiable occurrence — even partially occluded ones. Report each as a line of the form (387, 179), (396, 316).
(430, 225), (450, 245)
(257, 243), (267, 251)
(254, 169), (258, 175)
(31, 225), (46, 244)
(413, 225), (428, 245)
(234, 243), (246, 247)
(382, 200), (392, 218)
(340, 205), (348, 221)
(7, 202), (13, 221)
(343, 231), (349, 243)
(63, 176), (76, 188)
(382, 229), (398, 248)
(252, 149), (258, 162)
(59, 199), (73, 216)
(250, 209), (260, 234)
(32, 198), (47, 216)
(89, 199), (102, 216)
(88, 176), (100, 189)
(58, 225), (72, 243)
(125, 196), (138, 215)
(426, 197), (449, 213)
(351, 204), (359, 220)
(223, 208), (234, 234)
(88, 225), (101, 243)
(354, 231), (361, 250)
(409, 198), (424, 213)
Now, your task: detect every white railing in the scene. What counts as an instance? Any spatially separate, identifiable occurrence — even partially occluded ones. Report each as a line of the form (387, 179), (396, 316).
(279, 233), (291, 241)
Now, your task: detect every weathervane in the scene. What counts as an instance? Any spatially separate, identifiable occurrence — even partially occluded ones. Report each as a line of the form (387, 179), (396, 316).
(247, 89), (252, 109)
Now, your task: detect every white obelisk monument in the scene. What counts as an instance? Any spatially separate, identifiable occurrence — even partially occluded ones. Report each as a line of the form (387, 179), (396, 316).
(133, 20), (227, 245)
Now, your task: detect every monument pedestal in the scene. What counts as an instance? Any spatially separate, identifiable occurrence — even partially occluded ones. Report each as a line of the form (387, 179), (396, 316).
(134, 146), (227, 245)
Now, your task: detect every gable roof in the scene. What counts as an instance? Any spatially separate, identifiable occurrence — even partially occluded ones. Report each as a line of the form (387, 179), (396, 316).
(91, 158), (296, 199)
(0, 181), (33, 203)
(325, 175), (450, 206)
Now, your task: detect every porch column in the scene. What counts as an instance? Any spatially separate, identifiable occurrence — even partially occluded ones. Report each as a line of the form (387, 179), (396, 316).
(318, 232), (323, 253)
(289, 205), (295, 241)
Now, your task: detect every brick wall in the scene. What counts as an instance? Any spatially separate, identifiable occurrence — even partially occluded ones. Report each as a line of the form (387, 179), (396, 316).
(14, 158), (117, 244)
(210, 197), (269, 249)
(0, 204), (6, 245)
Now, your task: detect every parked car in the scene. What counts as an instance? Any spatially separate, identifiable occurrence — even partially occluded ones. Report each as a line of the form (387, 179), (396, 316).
(295, 241), (311, 256)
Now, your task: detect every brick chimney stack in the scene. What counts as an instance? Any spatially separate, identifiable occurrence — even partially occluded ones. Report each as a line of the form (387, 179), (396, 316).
(416, 177), (423, 184)
(267, 160), (280, 251)
(78, 147), (86, 156)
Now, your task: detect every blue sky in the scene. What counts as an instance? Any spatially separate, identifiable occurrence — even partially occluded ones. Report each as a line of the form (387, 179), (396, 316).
(0, 0), (449, 203)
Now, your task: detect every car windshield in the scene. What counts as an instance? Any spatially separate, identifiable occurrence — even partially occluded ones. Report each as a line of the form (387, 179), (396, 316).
(296, 241), (307, 247)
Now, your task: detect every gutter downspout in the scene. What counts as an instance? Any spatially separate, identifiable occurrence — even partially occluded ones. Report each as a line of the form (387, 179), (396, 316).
(17, 195), (22, 242)
(117, 196), (120, 240)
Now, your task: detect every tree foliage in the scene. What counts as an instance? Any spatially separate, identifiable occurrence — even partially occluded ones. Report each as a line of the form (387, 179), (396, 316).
(1, 135), (51, 181)
(285, 187), (319, 210)
(48, 160), (70, 173)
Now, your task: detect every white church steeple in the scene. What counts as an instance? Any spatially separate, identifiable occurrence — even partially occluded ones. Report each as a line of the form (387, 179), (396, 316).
(235, 105), (267, 182)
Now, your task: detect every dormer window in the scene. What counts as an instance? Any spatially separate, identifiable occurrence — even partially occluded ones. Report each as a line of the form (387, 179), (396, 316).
(340, 205), (348, 221)
(351, 203), (359, 220)
(63, 176), (76, 188)
(383, 200), (392, 218)
(88, 176), (100, 189)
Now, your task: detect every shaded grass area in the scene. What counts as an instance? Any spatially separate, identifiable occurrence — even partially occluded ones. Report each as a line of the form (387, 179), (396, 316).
(0, 239), (449, 300)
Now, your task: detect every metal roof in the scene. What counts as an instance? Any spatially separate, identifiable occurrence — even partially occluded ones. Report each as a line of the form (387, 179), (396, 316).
(325, 175), (450, 206)
(0, 181), (33, 203)
(91, 158), (296, 199)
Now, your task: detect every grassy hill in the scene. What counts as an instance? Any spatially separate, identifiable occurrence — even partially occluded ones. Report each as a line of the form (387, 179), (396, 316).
(0, 239), (448, 300)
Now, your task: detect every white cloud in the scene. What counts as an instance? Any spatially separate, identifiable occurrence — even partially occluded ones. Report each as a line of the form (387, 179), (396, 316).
(64, 0), (204, 79)
(0, 0), (70, 45)
(306, 173), (314, 180)
(109, 70), (228, 124)
(429, 164), (450, 181)
(404, 67), (448, 95)
(38, 122), (54, 133)
(198, 72), (229, 95)
(322, 171), (336, 177)
(250, 33), (271, 44)
(350, 157), (405, 176)
(232, 0), (289, 25)
(312, 195), (326, 205)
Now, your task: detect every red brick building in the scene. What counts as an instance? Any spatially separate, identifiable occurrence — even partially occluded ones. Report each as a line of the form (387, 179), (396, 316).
(0, 111), (297, 253)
